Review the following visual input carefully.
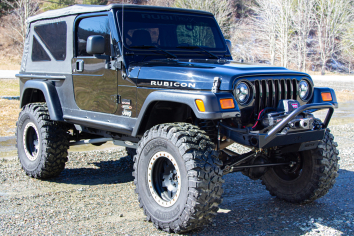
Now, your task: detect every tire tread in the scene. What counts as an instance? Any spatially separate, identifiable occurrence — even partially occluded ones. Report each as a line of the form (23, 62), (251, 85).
(16, 103), (69, 179)
(132, 123), (224, 233)
(261, 129), (339, 204)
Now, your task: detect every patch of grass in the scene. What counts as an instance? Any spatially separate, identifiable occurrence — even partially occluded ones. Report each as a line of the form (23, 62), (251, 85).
(0, 99), (20, 136)
(336, 90), (354, 102)
(0, 79), (20, 97)
(0, 63), (21, 70)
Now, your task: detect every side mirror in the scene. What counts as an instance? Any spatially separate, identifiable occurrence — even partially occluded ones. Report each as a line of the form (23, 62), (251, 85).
(86, 35), (105, 55)
(225, 39), (232, 53)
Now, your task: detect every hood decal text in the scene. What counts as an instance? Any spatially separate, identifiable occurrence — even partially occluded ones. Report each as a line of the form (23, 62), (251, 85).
(151, 81), (196, 88)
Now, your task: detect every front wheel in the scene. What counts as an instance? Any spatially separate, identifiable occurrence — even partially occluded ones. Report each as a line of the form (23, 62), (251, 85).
(261, 129), (339, 203)
(133, 123), (224, 233)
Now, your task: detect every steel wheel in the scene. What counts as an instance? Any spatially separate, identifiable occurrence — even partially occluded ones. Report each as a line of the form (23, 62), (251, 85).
(273, 152), (303, 181)
(23, 122), (40, 161)
(148, 151), (181, 207)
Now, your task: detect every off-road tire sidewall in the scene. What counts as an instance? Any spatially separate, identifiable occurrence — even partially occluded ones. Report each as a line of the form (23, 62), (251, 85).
(136, 137), (188, 223)
(17, 109), (42, 172)
(16, 103), (69, 179)
(262, 151), (314, 197)
(133, 123), (224, 233)
(261, 129), (339, 203)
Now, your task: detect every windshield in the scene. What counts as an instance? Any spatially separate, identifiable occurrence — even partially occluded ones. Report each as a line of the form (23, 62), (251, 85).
(117, 10), (226, 52)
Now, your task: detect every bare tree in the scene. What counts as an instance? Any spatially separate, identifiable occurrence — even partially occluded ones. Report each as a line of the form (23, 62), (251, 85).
(290, 0), (315, 72)
(174, 0), (234, 37)
(3, 0), (40, 49)
(231, 19), (265, 62)
(273, 0), (294, 68)
(146, 0), (175, 7)
(252, 0), (279, 65)
(314, 0), (353, 75)
(340, 20), (354, 73)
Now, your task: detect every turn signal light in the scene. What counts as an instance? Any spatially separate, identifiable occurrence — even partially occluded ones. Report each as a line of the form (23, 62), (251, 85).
(220, 98), (235, 109)
(195, 99), (205, 112)
(321, 92), (332, 101)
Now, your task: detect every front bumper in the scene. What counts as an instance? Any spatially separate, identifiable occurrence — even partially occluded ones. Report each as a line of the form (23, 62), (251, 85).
(220, 103), (334, 149)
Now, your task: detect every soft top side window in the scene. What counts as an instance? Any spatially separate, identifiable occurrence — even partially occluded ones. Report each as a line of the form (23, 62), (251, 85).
(31, 21), (67, 62)
(76, 15), (111, 57)
(34, 21), (67, 61)
(32, 37), (51, 61)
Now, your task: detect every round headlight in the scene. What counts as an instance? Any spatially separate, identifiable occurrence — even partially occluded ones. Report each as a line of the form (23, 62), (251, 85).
(299, 80), (309, 100)
(235, 82), (250, 103)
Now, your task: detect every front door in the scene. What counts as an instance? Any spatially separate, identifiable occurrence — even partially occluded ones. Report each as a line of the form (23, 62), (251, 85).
(72, 15), (118, 114)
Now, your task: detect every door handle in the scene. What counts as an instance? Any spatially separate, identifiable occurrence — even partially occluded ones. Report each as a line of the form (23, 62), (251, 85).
(76, 60), (84, 72)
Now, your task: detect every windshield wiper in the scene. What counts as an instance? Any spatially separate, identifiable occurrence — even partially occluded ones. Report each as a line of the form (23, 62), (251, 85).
(129, 45), (177, 59)
(176, 45), (219, 59)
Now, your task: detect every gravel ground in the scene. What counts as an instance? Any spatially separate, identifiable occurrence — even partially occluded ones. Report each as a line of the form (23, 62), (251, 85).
(1, 80), (354, 235)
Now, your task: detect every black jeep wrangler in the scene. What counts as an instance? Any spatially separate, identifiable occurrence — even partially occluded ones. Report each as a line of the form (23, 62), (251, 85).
(16, 4), (339, 233)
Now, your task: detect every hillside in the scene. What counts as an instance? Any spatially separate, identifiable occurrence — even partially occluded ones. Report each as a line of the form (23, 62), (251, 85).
(0, 16), (21, 70)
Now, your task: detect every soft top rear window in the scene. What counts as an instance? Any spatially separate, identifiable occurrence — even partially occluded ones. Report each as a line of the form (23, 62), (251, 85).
(117, 11), (226, 51)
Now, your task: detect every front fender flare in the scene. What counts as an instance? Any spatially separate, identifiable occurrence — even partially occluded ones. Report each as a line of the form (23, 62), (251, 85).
(132, 90), (240, 136)
(310, 87), (338, 108)
(21, 80), (63, 121)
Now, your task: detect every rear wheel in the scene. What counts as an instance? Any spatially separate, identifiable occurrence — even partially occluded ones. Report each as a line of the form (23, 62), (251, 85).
(261, 129), (339, 203)
(133, 123), (224, 233)
(16, 103), (69, 179)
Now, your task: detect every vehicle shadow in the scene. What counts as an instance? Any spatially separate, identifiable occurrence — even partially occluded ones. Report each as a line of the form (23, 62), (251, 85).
(191, 168), (354, 236)
(49, 154), (134, 185)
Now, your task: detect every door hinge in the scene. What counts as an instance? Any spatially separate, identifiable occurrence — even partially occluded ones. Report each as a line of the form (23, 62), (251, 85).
(111, 94), (121, 104)
(212, 77), (221, 93)
(116, 94), (121, 104)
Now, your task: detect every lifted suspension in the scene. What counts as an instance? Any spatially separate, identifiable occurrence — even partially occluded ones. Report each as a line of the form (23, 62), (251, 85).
(221, 149), (295, 175)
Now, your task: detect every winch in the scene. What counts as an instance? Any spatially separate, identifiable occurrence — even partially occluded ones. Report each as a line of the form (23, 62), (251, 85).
(260, 100), (314, 130)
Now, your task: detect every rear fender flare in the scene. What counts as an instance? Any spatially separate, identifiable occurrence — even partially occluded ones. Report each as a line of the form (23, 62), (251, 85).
(21, 80), (63, 121)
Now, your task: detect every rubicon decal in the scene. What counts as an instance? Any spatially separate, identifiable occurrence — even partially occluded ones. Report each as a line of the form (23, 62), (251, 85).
(122, 99), (131, 105)
(151, 81), (196, 88)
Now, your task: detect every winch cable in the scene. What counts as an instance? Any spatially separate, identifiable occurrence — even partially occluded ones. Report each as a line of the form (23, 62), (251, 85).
(252, 109), (264, 129)
(251, 107), (277, 130)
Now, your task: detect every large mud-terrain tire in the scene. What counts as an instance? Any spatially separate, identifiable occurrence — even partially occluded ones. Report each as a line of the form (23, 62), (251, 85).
(261, 129), (339, 203)
(16, 103), (69, 179)
(133, 123), (224, 233)
(126, 147), (136, 158)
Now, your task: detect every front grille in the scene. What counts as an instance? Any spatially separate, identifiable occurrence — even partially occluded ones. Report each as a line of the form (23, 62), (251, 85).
(254, 79), (298, 116)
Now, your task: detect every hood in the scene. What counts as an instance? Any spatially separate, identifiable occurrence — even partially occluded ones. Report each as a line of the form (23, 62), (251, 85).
(128, 60), (311, 91)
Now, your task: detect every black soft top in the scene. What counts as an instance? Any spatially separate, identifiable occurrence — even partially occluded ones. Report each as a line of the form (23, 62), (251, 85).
(27, 4), (213, 23)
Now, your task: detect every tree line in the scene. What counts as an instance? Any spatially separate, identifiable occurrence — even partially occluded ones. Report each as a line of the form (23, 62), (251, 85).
(235, 0), (354, 74)
(1, 0), (353, 74)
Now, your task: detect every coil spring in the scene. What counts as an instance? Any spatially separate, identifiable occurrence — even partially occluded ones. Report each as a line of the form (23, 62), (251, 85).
(198, 120), (217, 143)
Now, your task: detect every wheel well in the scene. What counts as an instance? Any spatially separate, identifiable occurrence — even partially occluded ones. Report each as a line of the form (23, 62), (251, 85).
(137, 101), (195, 136)
(21, 89), (46, 107)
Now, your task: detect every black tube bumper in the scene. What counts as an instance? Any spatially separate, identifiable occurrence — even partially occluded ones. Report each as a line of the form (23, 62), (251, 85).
(220, 103), (334, 149)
